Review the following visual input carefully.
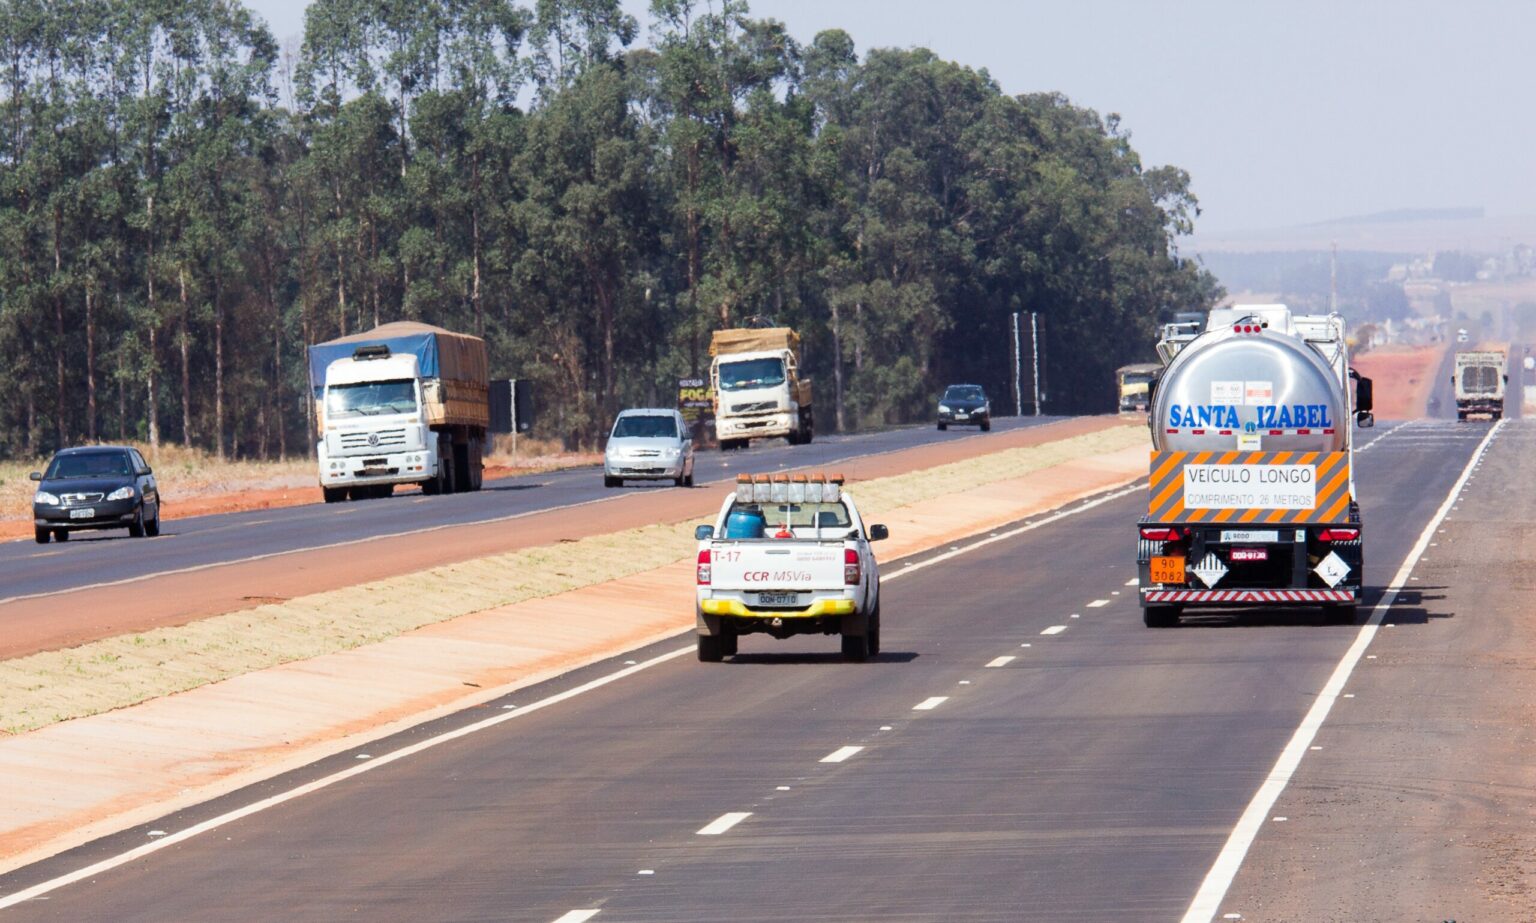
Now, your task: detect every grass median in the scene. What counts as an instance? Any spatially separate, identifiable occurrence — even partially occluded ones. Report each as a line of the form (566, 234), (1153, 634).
(1, 422), (1147, 734)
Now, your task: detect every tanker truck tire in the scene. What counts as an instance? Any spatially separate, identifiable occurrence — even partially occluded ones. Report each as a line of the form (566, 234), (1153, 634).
(1143, 605), (1180, 628)
(323, 487), (348, 504)
(697, 634), (725, 662)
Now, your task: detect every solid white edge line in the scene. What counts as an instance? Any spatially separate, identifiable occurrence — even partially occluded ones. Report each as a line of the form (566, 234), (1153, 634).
(0, 456), (1142, 907)
(0, 644), (695, 909)
(1178, 417), (1504, 923)
(913, 696), (949, 711)
(551, 911), (601, 923)
(819, 746), (863, 764)
(696, 811), (752, 836)
(1352, 420), (1409, 454)
(0, 417), (1075, 606)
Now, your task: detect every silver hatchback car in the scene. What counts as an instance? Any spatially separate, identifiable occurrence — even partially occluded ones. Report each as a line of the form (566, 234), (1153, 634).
(603, 409), (696, 488)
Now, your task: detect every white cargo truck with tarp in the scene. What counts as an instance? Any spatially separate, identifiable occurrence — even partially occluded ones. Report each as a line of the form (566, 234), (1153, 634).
(307, 322), (490, 502)
(1137, 304), (1376, 627)
(1453, 350), (1506, 421)
(709, 327), (814, 449)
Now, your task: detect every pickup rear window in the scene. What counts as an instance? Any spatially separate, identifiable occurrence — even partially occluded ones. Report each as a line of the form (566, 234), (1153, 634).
(732, 501), (852, 532)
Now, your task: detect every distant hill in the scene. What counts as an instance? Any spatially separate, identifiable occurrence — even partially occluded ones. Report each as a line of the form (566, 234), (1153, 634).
(1190, 210), (1536, 255)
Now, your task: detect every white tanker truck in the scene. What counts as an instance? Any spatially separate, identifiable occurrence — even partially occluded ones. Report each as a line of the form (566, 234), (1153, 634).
(1137, 304), (1374, 627)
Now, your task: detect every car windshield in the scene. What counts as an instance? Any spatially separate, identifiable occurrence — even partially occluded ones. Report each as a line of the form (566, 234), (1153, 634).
(46, 451), (132, 479)
(943, 386), (984, 402)
(719, 357), (786, 392)
(612, 415), (678, 439)
(326, 380), (417, 418)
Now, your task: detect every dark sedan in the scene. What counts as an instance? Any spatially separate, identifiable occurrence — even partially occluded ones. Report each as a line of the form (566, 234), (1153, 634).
(937, 384), (991, 431)
(31, 446), (162, 544)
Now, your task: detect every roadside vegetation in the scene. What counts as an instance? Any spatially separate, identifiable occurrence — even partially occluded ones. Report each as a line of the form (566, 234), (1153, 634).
(0, 0), (1220, 461)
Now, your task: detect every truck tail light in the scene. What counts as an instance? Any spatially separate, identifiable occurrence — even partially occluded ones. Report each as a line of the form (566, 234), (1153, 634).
(1139, 526), (1185, 542)
(844, 548), (861, 585)
(1317, 528), (1360, 542)
(697, 549), (712, 585)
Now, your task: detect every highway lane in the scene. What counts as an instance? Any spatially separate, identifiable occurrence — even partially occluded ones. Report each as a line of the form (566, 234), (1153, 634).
(0, 416), (1056, 603)
(0, 420), (1487, 921)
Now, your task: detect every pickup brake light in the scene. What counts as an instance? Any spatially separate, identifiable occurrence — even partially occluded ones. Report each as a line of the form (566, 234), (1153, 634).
(844, 548), (860, 586)
(697, 549), (711, 585)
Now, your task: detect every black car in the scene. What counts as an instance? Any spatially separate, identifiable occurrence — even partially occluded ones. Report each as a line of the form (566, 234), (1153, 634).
(31, 446), (163, 544)
(937, 384), (991, 431)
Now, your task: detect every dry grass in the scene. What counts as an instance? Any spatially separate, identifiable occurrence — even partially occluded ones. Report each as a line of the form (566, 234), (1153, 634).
(0, 423), (1144, 734)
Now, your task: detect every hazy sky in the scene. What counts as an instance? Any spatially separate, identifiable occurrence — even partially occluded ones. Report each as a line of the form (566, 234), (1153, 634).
(244, 0), (1536, 236)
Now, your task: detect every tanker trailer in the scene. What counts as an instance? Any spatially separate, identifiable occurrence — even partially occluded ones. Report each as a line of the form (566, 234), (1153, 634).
(1136, 305), (1374, 627)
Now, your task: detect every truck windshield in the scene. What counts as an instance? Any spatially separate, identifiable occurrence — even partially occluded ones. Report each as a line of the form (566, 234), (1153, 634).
(612, 415), (677, 438)
(719, 358), (786, 391)
(326, 380), (418, 417)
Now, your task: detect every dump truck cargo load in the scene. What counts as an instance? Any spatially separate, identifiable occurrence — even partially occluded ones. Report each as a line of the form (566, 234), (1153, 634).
(708, 326), (814, 449)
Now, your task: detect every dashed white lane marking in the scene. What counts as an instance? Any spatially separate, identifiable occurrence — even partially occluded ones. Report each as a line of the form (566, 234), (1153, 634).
(820, 746), (863, 764)
(1086, 599), (1110, 608)
(1041, 625), (1066, 636)
(1125, 577), (1139, 586)
(1019, 643), (1032, 648)
(985, 656), (1015, 668)
(637, 869), (654, 876)
(1181, 417), (1503, 923)
(552, 910), (601, 923)
(697, 812), (752, 836)
(914, 696), (949, 710)
(0, 643), (696, 911)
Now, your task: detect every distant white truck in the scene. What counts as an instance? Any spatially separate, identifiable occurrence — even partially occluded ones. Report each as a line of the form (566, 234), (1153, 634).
(709, 327), (814, 449)
(694, 474), (886, 661)
(1453, 350), (1506, 421)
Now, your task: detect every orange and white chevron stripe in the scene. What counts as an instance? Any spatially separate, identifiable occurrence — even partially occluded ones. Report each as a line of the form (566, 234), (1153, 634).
(1146, 450), (1352, 525)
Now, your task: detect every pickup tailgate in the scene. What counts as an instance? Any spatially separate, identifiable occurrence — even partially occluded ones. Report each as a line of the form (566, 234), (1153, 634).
(710, 541), (844, 591)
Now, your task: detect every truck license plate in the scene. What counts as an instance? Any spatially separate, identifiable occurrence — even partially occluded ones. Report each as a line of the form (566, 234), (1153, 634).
(1230, 547), (1268, 562)
(756, 592), (798, 606)
(1150, 556), (1186, 584)
(69, 508), (95, 520)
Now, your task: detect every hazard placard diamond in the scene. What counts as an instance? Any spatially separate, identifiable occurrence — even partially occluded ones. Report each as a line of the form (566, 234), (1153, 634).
(1190, 553), (1228, 588)
(1314, 551), (1351, 588)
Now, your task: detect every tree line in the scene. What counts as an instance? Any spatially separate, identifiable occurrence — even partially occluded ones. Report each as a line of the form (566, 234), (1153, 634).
(0, 0), (1221, 459)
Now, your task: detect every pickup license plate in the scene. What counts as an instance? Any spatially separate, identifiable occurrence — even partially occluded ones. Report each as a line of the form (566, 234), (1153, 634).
(1150, 555), (1186, 584)
(1230, 547), (1268, 562)
(1221, 530), (1278, 543)
(756, 592), (799, 607)
(69, 508), (95, 520)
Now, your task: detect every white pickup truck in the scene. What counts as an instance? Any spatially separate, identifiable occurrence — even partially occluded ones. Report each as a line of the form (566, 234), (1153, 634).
(694, 474), (887, 662)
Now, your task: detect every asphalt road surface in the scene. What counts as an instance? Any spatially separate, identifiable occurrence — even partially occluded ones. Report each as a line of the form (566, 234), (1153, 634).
(0, 416), (1056, 603)
(0, 419), (1500, 921)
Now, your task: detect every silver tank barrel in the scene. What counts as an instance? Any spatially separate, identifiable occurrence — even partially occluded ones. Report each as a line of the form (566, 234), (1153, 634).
(1151, 327), (1348, 454)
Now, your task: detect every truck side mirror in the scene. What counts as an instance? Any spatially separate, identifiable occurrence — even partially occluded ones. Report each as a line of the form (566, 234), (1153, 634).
(1353, 375), (1373, 414)
(29, 471), (41, 481)
(868, 524), (889, 541)
(1356, 411), (1374, 429)
(695, 524), (714, 540)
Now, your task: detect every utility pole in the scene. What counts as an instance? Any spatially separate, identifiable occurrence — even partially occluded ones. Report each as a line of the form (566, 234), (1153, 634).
(1031, 312), (1042, 416)
(1011, 312), (1022, 416)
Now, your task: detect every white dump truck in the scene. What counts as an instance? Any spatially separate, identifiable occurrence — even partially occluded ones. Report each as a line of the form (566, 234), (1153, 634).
(710, 327), (814, 449)
(1137, 304), (1375, 626)
(1453, 350), (1506, 421)
(694, 474), (886, 661)
(307, 322), (490, 502)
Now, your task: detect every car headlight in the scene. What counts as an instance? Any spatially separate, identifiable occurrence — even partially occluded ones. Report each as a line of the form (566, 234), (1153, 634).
(34, 491), (60, 505)
(107, 486), (137, 501)
(938, 404), (951, 413)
